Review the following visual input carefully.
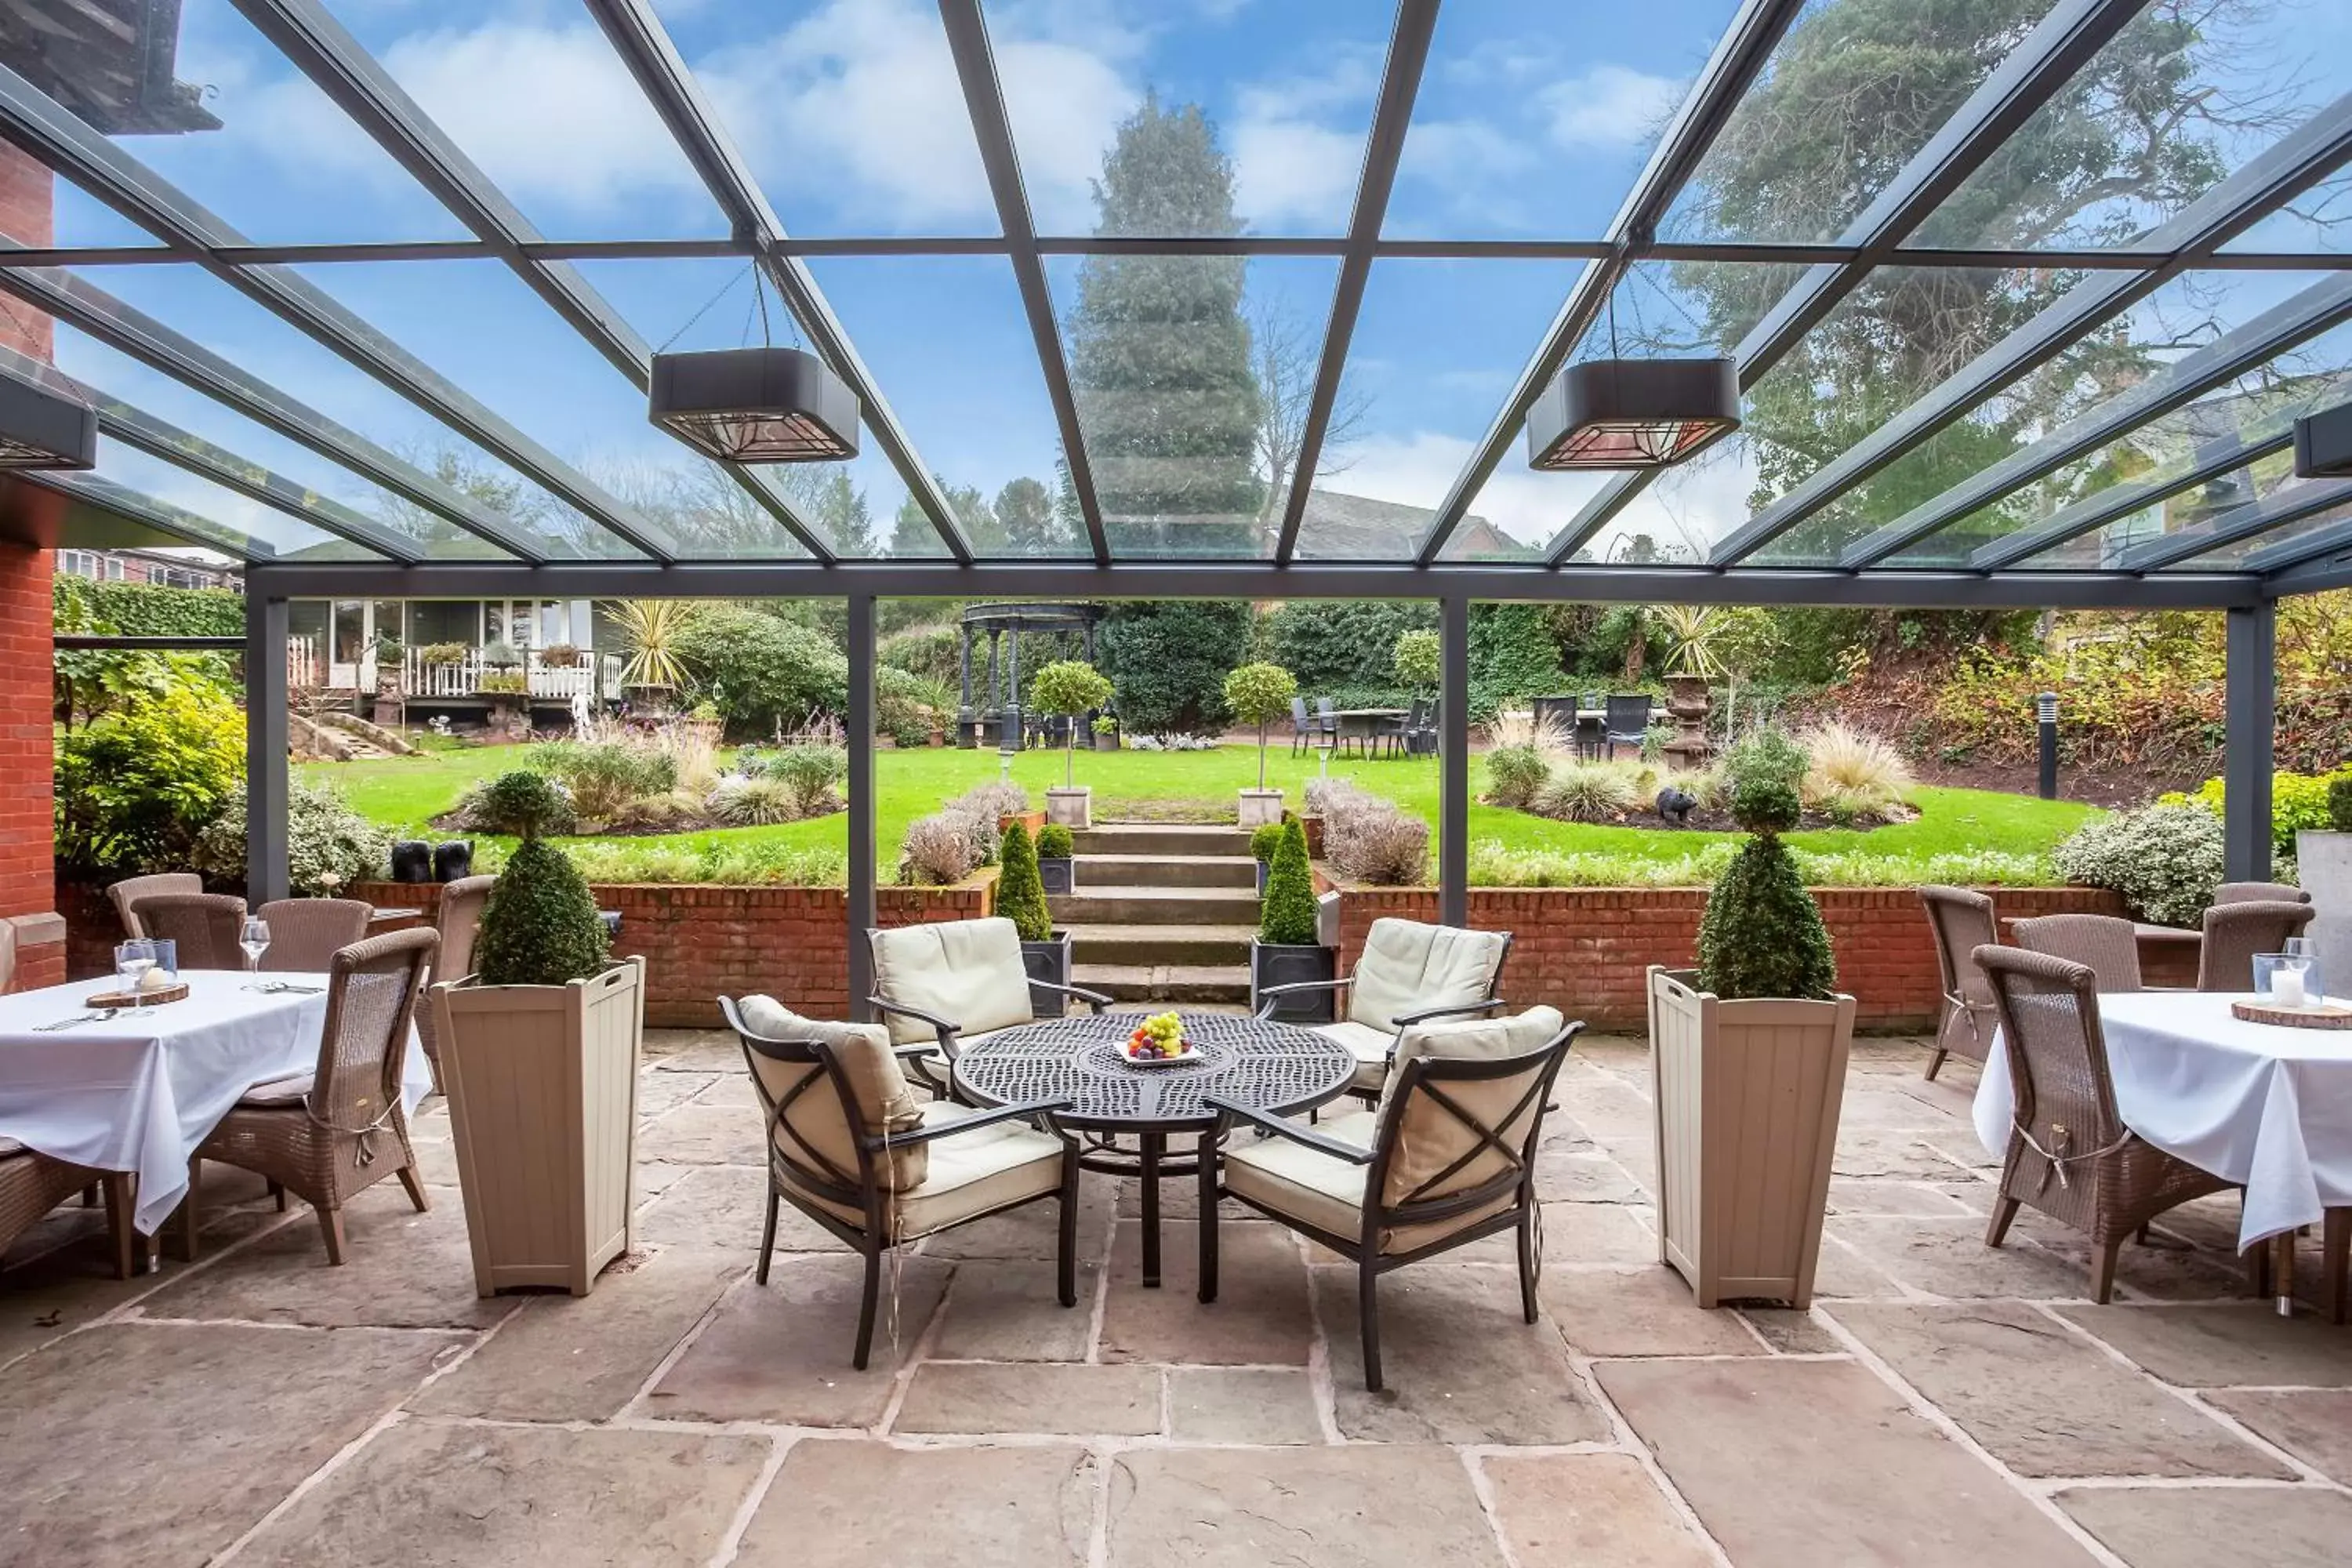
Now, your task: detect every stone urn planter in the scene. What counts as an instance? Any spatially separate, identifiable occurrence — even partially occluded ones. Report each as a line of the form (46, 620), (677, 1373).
(1250, 938), (1335, 1023)
(1045, 786), (1091, 829)
(2298, 828), (2352, 999)
(1022, 930), (1074, 1018)
(1238, 788), (1284, 829)
(1662, 675), (1711, 770)
(432, 956), (646, 1297)
(1646, 966), (1853, 1308)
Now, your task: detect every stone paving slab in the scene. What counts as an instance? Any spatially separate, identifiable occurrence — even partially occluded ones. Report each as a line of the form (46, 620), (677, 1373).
(1166, 1366), (1324, 1443)
(1739, 1305), (1845, 1353)
(918, 1177), (1114, 1265)
(1542, 1200), (1657, 1265)
(0, 1207), (278, 1369)
(2204, 1389), (2352, 1483)
(895, 1360), (1162, 1435)
(233, 1418), (768, 1568)
(1313, 1265), (1606, 1444)
(1831, 1131), (1984, 1181)
(633, 1102), (760, 1164)
(408, 1248), (743, 1421)
(633, 1163), (838, 1253)
(1599, 1356), (2101, 1567)
(2056, 1483), (2352, 1568)
(1827, 1177), (1980, 1217)
(1540, 1266), (1766, 1358)
(735, 1439), (1094, 1567)
(1099, 1219), (1313, 1365)
(2056, 1305), (2352, 1389)
(1828, 1215), (2088, 1299)
(0, 1322), (461, 1568)
(1534, 1149), (1650, 1204)
(929, 1256), (1100, 1360)
(644, 1254), (949, 1425)
(1105, 1445), (1508, 1567)
(633, 1068), (720, 1116)
(1829, 1301), (2290, 1479)
(1481, 1452), (1715, 1567)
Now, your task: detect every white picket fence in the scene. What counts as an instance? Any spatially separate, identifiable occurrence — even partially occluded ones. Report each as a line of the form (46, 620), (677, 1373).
(288, 638), (624, 702)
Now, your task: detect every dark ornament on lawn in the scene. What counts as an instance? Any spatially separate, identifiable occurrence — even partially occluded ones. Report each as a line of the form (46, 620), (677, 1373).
(1657, 786), (1697, 825)
(390, 840), (432, 883)
(433, 840), (474, 883)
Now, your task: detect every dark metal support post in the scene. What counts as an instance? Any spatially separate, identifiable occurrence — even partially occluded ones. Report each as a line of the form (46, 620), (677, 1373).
(244, 591), (291, 905)
(1440, 595), (1470, 927)
(848, 593), (877, 1020)
(1004, 627), (1023, 755)
(2036, 691), (2059, 800)
(956, 626), (975, 746)
(2225, 602), (2276, 884)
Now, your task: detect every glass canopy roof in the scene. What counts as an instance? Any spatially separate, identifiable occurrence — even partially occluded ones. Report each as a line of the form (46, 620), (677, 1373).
(0, 0), (2347, 593)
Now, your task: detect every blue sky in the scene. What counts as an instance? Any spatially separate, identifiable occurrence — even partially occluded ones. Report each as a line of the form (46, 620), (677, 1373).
(13, 0), (2352, 561)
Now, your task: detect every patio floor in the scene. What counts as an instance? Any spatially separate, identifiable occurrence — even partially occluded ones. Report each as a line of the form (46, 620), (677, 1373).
(3, 1033), (2349, 1567)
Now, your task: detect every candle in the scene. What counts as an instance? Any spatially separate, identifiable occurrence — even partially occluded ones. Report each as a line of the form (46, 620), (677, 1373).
(2273, 968), (2307, 1008)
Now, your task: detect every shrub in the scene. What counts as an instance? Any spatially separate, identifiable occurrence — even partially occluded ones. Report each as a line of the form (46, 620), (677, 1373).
(902, 813), (980, 886)
(193, 779), (390, 896)
(1483, 708), (1573, 757)
(1223, 662), (1298, 789)
(1801, 720), (1915, 823)
(529, 741), (678, 822)
(1723, 726), (1808, 797)
(760, 743), (847, 817)
(557, 839), (845, 887)
(1661, 764), (1724, 811)
(480, 641), (522, 670)
(1248, 822), (1284, 862)
(2162, 770), (2352, 856)
(474, 839), (612, 986)
(2052, 804), (2223, 927)
(1260, 819), (1318, 944)
(1029, 659), (1115, 786)
(477, 670), (528, 695)
(1530, 762), (1640, 823)
(706, 775), (802, 826)
(470, 771), (576, 838)
(674, 604), (849, 736)
(2335, 775), (2352, 832)
(609, 600), (690, 692)
(1731, 776), (1802, 834)
(994, 821), (1053, 942)
(1098, 601), (1253, 734)
(1264, 600), (1434, 691)
(1693, 828), (1838, 1000)
(1392, 629), (1440, 688)
(55, 684), (246, 877)
(1468, 602), (1565, 720)
(1484, 745), (1552, 810)
(1308, 778), (1429, 884)
(1037, 824), (1074, 859)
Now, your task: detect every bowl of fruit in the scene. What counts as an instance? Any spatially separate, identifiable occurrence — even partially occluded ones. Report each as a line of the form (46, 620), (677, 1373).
(1123, 1011), (1197, 1066)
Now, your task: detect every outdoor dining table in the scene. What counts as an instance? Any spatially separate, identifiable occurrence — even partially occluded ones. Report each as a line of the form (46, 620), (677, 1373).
(1969, 989), (2352, 1312)
(951, 1010), (1356, 1287)
(0, 969), (433, 1236)
(1329, 708), (1408, 759)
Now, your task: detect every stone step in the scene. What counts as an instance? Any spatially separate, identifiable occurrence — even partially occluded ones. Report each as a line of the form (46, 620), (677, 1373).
(1073, 963), (1252, 1004)
(1065, 922), (1257, 966)
(1050, 886), (1261, 925)
(1070, 823), (1253, 858)
(1073, 853), (1258, 890)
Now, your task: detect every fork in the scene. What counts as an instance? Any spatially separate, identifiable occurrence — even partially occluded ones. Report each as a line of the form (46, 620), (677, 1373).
(31, 1010), (114, 1033)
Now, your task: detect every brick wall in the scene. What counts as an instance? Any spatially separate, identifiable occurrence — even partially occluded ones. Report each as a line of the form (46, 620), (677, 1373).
(0, 144), (51, 358)
(1334, 884), (2134, 1032)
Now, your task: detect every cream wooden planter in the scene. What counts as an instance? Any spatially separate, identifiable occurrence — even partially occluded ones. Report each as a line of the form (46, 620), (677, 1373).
(1646, 966), (1854, 1308)
(431, 956), (645, 1297)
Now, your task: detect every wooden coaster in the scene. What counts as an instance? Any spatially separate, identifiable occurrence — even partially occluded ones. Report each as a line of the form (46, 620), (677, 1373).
(2231, 999), (2352, 1029)
(85, 982), (190, 1009)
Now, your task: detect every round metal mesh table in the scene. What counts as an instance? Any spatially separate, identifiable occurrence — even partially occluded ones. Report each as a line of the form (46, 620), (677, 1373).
(953, 1010), (1356, 1133)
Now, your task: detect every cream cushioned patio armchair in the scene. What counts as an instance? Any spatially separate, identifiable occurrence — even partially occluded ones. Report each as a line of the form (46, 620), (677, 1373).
(724, 994), (1081, 1370)
(866, 916), (1110, 1098)
(1200, 1005), (1578, 1392)
(1258, 917), (1515, 1095)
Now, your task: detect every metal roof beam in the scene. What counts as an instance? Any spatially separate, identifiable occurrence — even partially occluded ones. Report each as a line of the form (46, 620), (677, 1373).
(1841, 272), (2352, 568)
(2256, 522), (2352, 590)
(935, 0), (1109, 564)
(0, 263), (543, 561)
(2115, 477), (2352, 572)
(1709, 96), (2352, 567)
(27, 470), (267, 561)
(1273, 0), (1438, 564)
(1968, 424), (2299, 569)
(585, 0), (973, 562)
(228, 0), (832, 564)
(1412, 0), (1811, 564)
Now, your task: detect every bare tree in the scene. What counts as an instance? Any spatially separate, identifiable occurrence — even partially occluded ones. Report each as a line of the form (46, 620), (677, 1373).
(1250, 295), (1369, 535)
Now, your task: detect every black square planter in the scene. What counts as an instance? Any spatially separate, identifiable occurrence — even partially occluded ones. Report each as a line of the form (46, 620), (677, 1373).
(1250, 938), (1336, 1023)
(1039, 856), (1074, 895)
(1022, 931), (1074, 1018)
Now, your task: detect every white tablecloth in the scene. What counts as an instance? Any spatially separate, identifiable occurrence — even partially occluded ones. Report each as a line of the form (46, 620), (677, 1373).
(0, 970), (431, 1231)
(1972, 990), (2352, 1248)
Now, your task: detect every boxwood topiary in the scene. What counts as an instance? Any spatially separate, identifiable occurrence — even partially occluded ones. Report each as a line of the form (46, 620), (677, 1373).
(1260, 819), (1319, 946)
(1696, 768), (1833, 1002)
(470, 771), (610, 988)
(1248, 822), (1284, 862)
(995, 819), (1053, 942)
(1036, 823), (1074, 859)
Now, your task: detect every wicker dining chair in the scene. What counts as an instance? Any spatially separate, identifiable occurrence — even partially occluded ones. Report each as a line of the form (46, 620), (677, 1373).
(183, 928), (436, 1265)
(415, 876), (495, 1093)
(108, 873), (201, 940)
(2012, 912), (2145, 992)
(1917, 886), (2000, 1081)
(1200, 1007), (1581, 1391)
(1973, 945), (2235, 1303)
(128, 892), (247, 971)
(2214, 881), (2309, 905)
(0, 1145), (136, 1281)
(2197, 898), (2317, 992)
(721, 995), (1080, 1370)
(254, 898), (374, 973)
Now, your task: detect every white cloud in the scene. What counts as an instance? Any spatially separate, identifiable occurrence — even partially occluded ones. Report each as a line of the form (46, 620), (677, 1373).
(1537, 65), (1684, 151)
(1339, 429), (1578, 547)
(1230, 118), (1360, 230)
(996, 39), (1138, 232)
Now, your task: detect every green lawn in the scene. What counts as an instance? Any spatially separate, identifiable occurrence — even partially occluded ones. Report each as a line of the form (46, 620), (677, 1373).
(301, 739), (2100, 884)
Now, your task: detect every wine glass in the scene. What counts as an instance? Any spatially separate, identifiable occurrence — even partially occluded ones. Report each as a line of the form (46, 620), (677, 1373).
(113, 939), (155, 1015)
(239, 918), (272, 989)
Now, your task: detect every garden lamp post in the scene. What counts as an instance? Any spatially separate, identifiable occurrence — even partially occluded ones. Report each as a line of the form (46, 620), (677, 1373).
(2037, 691), (2059, 800)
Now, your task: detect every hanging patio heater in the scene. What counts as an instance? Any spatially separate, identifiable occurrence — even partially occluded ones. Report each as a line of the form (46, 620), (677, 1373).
(0, 372), (98, 470)
(2293, 400), (2352, 478)
(647, 347), (859, 463)
(1526, 357), (1740, 470)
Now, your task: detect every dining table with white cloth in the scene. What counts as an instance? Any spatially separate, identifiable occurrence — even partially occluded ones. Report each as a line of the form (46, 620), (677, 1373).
(0, 970), (432, 1232)
(1971, 989), (2352, 1252)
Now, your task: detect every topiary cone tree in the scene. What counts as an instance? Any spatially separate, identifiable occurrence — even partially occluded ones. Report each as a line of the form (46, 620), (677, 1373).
(995, 819), (1054, 942)
(1223, 661), (1299, 791)
(470, 771), (612, 987)
(1693, 774), (1835, 1000)
(1028, 659), (1116, 788)
(1392, 628), (1440, 694)
(1260, 818), (1318, 946)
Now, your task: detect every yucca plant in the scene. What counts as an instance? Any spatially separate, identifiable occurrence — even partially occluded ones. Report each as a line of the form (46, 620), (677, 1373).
(612, 600), (691, 695)
(1657, 604), (1726, 680)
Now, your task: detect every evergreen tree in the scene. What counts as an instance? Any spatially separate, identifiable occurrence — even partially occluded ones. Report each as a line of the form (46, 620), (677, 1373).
(995, 475), (1063, 554)
(1065, 93), (1264, 557)
(808, 470), (877, 557)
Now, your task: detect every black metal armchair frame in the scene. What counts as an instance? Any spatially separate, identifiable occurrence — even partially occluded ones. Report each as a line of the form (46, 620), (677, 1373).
(863, 927), (1112, 1098)
(1255, 932), (1516, 1098)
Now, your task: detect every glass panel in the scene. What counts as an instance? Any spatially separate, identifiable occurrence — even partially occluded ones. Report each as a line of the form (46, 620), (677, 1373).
(1661, 0), (2064, 246)
(0, 0), (470, 245)
(988, 0), (1392, 237)
(1389, 0), (1744, 239)
(804, 256), (1088, 557)
(332, 601), (366, 662)
(1567, 437), (1748, 564)
(408, 601), (477, 645)
(648, 0), (996, 238)
(2159, 488), (2352, 572)
(315, 0), (729, 241)
(1912, 5), (2352, 253)
(73, 446), (374, 561)
(2227, 170), (2352, 256)
(1048, 252), (1337, 559)
(1896, 309), (2352, 568)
